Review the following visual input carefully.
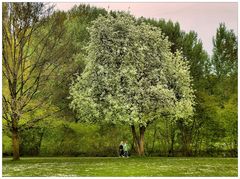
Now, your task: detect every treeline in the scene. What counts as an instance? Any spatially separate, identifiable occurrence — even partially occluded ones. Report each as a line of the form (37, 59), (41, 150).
(2, 3), (237, 158)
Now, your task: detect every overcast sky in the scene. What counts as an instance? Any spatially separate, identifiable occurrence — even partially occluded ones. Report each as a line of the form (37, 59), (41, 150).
(54, 2), (238, 56)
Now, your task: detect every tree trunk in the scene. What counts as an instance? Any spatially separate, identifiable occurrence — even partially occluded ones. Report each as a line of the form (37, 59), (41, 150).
(131, 125), (146, 156)
(139, 126), (145, 156)
(12, 110), (20, 160)
(131, 125), (140, 154)
(12, 127), (20, 160)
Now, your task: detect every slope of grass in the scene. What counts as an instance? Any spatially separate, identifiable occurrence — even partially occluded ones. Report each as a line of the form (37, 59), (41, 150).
(2, 157), (238, 177)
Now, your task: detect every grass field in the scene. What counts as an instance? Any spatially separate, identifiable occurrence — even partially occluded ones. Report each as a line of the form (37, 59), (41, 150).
(2, 157), (238, 177)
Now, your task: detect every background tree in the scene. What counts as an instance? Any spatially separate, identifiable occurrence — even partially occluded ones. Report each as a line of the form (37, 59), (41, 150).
(2, 2), (68, 160)
(209, 23), (237, 155)
(141, 18), (209, 156)
(188, 23), (237, 156)
(212, 23), (237, 78)
(69, 13), (195, 156)
(46, 5), (108, 121)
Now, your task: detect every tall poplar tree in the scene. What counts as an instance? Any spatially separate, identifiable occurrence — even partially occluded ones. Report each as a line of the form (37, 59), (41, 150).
(212, 23), (237, 78)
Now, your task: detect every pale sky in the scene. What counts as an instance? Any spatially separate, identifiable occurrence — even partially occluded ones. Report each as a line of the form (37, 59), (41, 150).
(54, 2), (238, 56)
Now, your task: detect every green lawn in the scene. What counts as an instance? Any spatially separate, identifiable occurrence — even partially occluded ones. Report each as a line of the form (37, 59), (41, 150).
(2, 157), (238, 177)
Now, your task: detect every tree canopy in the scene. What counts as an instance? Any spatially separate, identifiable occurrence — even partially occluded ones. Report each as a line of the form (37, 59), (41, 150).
(69, 13), (195, 155)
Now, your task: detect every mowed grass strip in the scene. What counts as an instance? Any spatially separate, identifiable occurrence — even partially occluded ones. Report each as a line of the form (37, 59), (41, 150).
(2, 157), (238, 177)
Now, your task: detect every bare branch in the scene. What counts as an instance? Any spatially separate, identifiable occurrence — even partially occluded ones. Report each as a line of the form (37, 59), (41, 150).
(19, 108), (64, 131)
(22, 94), (53, 114)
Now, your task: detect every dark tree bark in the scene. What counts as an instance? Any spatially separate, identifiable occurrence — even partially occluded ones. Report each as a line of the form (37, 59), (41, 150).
(139, 126), (145, 156)
(131, 125), (140, 154)
(12, 127), (20, 160)
(131, 125), (146, 156)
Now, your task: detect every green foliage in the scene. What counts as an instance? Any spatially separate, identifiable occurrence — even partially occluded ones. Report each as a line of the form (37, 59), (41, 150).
(45, 5), (108, 120)
(40, 121), (98, 156)
(38, 120), (131, 157)
(69, 13), (195, 127)
(3, 135), (12, 156)
(20, 127), (45, 156)
(212, 23), (237, 77)
(141, 18), (209, 87)
(136, 17), (210, 156)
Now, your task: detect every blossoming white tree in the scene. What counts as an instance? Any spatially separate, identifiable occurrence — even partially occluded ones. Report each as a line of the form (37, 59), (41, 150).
(69, 13), (195, 156)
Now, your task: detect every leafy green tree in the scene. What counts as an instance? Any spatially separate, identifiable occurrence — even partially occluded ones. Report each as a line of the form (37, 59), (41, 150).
(141, 18), (209, 156)
(212, 24), (237, 154)
(2, 2), (68, 160)
(211, 23), (237, 103)
(191, 24), (238, 156)
(47, 5), (107, 120)
(69, 13), (195, 156)
(212, 23), (237, 78)
(142, 18), (209, 84)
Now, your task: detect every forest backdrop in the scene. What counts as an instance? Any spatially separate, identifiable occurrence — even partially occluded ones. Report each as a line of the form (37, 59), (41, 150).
(2, 3), (237, 160)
